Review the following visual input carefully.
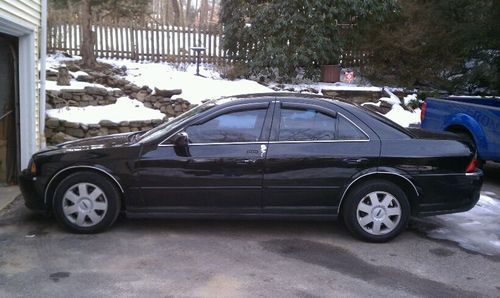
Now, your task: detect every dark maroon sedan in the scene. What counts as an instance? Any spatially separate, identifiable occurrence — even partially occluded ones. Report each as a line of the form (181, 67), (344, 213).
(19, 93), (483, 242)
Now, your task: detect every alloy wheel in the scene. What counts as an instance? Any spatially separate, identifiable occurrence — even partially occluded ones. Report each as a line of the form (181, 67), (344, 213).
(355, 191), (402, 235)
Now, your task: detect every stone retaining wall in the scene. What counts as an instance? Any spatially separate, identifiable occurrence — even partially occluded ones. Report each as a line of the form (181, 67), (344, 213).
(45, 118), (165, 145)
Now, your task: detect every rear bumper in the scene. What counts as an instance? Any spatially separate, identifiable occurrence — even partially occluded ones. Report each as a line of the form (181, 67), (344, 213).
(413, 170), (483, 216)
(19, 169), (46, 211)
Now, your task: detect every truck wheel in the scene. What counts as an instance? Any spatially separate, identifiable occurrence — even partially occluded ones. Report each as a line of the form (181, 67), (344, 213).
(342, 180), (410, 242)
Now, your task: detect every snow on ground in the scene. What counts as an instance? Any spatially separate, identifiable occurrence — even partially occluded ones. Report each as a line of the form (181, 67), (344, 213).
(46, 97), (164, 124)
(420, 193), (500, 256)
(99, 58), (273, 105)
(385, 105), (421, 127)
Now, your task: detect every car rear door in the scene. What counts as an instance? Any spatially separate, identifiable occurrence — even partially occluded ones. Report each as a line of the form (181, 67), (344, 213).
(263, 100), (380, 214)
(134, 100), (275, 213)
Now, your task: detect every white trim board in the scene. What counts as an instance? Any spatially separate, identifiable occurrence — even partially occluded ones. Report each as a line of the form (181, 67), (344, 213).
(0, 15), (38, 170)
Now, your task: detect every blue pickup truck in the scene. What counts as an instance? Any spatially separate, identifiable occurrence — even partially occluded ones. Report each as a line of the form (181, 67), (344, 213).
(420, 96), (500, 164)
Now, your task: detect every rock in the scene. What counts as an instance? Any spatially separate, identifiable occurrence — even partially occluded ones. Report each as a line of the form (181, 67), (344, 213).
(66, 64), (80, 72)
(88, 124), (100, 129)
(76, 74), (94, 82)
(87, 129), (101, 137)
(99, 120), (118, 128)
(174, 105), (183, 112)
(165, 105), (175, 115)
(129, 121), (142, 128)
(136, 90), (149, 101)
(119, 127), (131, 133)
(46, 118), (60, 129)
(64, 121), (80, 128)
(99, 127), (109, 135)
(108, 129), (119, 135)
(68, 100), (78, 106)
(154, 88), (182, 98)
(81, 94), (93, 101)
(52, 132), (77, 144)
(65, 128), (85, 138)
(84, 86), (108, 96)
(131, 127), (139, 132)
(151, 119), (162, 125)
(141, 126), (153, 131)
(57, 66), (71, 86)
(119, 121), (129, 126)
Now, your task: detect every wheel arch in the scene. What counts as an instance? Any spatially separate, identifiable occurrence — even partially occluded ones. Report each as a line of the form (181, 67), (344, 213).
(338, 172), (419, 216)
(444, 114), (488, 156)
(44, 165), (125, 209)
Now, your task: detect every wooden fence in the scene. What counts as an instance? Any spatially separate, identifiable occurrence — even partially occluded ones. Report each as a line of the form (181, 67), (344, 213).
(48, 22), (229, 64)
(48, 22), (370, 68)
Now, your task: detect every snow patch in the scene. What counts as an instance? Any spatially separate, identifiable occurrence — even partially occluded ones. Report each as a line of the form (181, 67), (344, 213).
(420, 194), (500, 256)
(384, 105), (421, 127)
(99, 58), (273, 105)
(46, 97), (164, 125)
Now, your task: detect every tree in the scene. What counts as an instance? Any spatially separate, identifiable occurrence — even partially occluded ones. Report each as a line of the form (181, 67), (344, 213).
(354, 0), (499, 93)
(220, 0), (397, 80)
(80, 0), (96, 68)
(49, 0), (149, 68)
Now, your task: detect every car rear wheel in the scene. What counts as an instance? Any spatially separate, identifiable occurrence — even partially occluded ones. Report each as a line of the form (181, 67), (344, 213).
(53, 171), (121, 233)
(342, 180), (410, 242)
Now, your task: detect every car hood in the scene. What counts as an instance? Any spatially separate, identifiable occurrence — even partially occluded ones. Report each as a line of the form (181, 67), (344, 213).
(57, 132), (140, 150)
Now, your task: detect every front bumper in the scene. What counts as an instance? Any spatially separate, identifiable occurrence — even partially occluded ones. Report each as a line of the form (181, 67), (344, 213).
(414, 169), (483, 216)
(19, 169), (46, 211)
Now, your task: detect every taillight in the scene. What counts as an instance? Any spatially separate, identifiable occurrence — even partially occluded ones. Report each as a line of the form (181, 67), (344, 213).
(466, 154), (478, 173)
(420, 101), (427, 122)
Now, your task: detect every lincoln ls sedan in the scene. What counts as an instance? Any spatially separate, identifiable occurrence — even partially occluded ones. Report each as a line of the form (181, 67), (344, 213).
(19, 93), (483, 242)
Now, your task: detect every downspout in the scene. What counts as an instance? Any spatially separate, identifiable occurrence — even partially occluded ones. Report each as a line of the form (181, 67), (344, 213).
(40, 0), (47, 148)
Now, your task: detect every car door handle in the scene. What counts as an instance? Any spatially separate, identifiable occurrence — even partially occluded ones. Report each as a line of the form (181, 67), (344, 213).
(236, 159), (256, 165)
(342, 158), (368, 165)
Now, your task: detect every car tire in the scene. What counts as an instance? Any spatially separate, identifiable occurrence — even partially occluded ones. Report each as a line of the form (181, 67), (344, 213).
(342, 179), (410, 242)
(53, 171), (121, 234)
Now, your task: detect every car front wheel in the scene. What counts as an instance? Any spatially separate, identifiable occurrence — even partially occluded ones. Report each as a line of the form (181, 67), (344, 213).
(342, 180), (410, 242)
(53, 171), (121, 233)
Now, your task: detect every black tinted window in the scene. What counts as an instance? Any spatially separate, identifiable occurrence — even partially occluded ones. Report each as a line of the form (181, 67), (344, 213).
(186, 109), (267, 143)
(279, 108), (336, 141)
(337, 116), (368, 140)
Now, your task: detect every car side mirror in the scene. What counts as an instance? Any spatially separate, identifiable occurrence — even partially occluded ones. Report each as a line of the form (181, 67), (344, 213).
(172, 131), (190, 157)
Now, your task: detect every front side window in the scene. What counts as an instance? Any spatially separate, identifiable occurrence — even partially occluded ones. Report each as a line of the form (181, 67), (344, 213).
(186, 109), (267, 143)
(278, 107), (367, 141)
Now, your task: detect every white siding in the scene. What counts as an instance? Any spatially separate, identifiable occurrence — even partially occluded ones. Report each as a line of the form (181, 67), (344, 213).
(0, 0), (42, 149)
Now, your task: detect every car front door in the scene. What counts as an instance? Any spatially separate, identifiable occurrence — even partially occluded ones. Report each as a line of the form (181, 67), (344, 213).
(135, 101), (274, 213)
(263, 101), (380, 214)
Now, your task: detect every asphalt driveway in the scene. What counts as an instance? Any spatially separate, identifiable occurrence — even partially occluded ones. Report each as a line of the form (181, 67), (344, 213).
(0, 194), (499, 297)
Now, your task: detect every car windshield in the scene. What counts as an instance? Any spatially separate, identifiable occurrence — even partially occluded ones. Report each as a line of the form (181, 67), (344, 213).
(137, 99), (218, 143)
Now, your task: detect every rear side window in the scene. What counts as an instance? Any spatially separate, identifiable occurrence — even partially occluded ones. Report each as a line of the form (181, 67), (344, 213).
(278, 107), (367, 141)
(186, 109), (267, 143)
(279, 108), (336, 141)
(337, 116), (368, 140)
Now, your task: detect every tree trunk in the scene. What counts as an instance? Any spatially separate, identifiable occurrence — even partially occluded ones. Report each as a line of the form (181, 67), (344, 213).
(209, 0), (216, 23)
(171, 0), (183, 26)
(80, 0), (96, 68)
